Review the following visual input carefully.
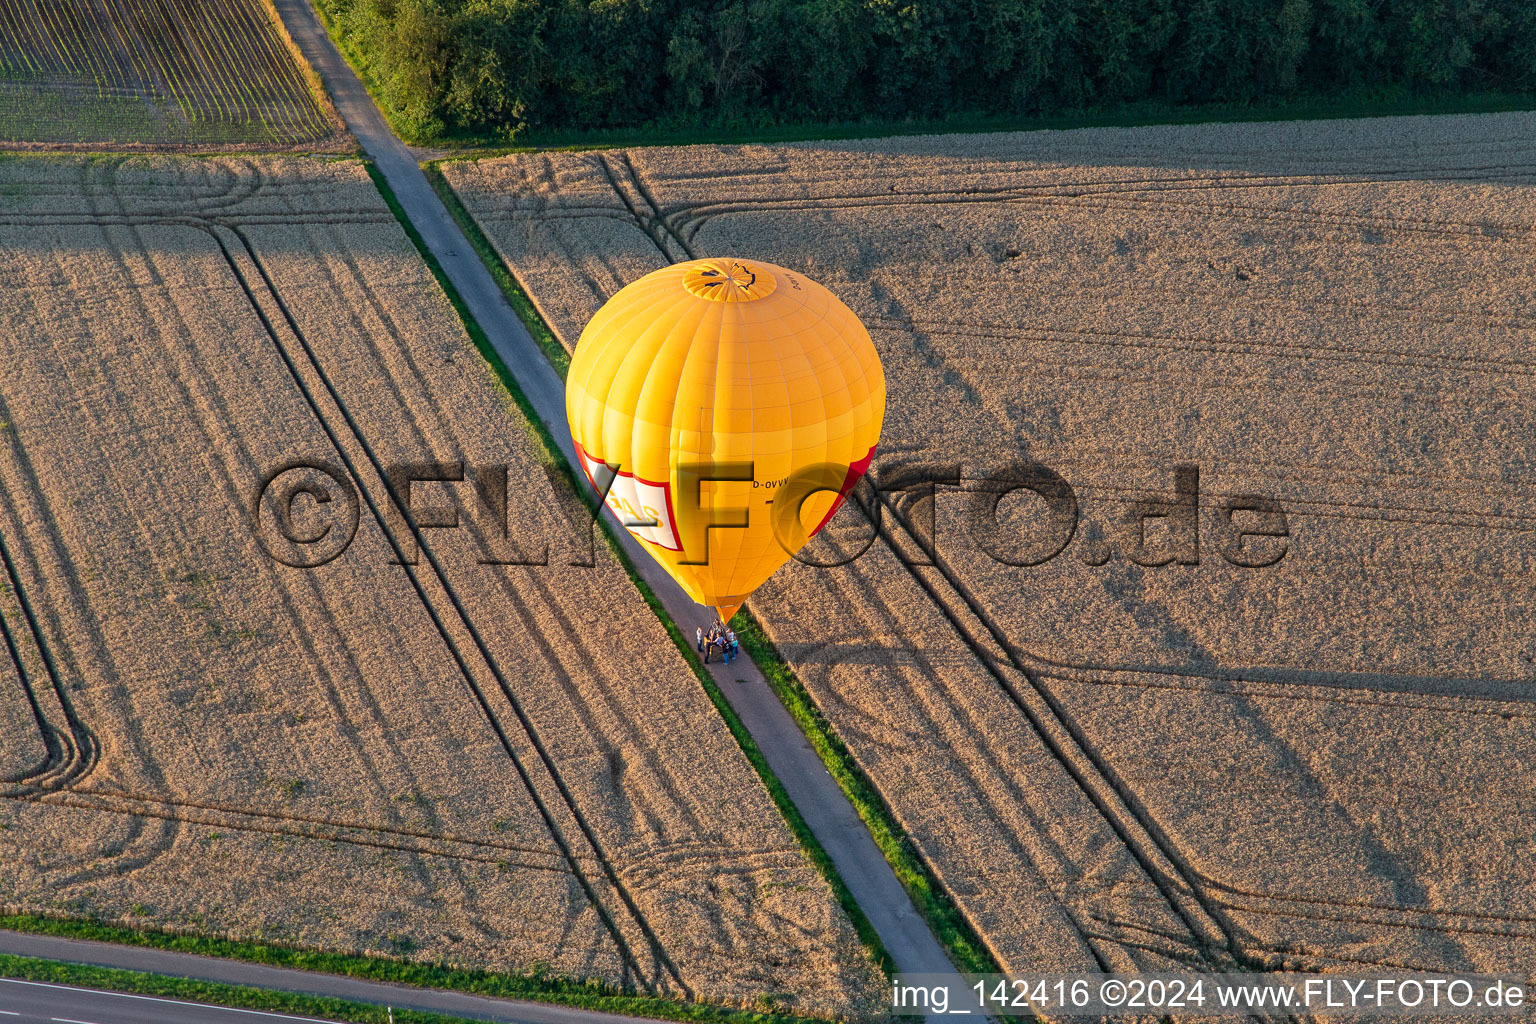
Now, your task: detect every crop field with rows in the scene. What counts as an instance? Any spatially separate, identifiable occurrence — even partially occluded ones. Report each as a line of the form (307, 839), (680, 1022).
(442, 111), (1536, 978)
(0, 0), (345, 148)
(0, 154), (883, 1018)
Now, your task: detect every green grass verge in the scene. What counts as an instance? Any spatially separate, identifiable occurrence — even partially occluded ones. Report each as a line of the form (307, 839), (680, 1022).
(366, 159), (897, 989)
(420, 163), (996, 979)
(0, 952), (476, 1024)
(421, 162), (569, 378)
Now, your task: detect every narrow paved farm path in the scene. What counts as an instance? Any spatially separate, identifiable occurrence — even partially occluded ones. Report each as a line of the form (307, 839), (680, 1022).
(267, 0), (966, 999)
(0, 932), (658, 1024)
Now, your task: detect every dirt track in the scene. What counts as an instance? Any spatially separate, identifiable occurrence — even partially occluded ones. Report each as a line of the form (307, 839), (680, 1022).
(443, 111), (1536, 977)
(0, 154), (882, 1018)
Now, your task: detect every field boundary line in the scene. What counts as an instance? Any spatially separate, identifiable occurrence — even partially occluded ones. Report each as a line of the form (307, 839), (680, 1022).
(0, 787), (572, 872)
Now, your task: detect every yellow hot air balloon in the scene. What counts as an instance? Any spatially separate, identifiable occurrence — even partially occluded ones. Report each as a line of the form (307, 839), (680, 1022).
(566, 258), (885, 624)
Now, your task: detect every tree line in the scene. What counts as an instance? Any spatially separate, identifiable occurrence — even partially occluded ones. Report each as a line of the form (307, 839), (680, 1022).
(316, 0), (1536, 142)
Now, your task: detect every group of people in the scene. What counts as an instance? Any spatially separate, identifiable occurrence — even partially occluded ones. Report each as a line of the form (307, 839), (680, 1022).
(696, 618), (739, 664)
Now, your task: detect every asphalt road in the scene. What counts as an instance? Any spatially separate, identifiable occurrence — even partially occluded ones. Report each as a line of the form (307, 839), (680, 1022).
(269, 0), (964, 996)
(0, 977), (342, 1024)
(0, 932), (674, 1024)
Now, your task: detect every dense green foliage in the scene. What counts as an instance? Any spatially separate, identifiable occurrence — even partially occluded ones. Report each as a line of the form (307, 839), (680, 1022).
(315, 0), (1536, 142)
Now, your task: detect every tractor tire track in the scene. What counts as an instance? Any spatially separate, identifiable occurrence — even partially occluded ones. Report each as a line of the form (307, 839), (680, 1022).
(595, 154), (694, 263)
(604, 157), (1265, 985)
(116, 208), (501, 914)
(0, 786), (571, 872)
(206, 220), (684, 996)
(282, 212), (741, 947)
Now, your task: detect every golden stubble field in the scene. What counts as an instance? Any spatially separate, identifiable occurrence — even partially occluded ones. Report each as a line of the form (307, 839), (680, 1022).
(0, 154), (883, 1017)
(443, 111), (1536, 977)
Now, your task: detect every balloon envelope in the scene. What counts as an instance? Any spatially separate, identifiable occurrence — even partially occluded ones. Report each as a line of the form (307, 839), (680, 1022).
(565, 258), (885, 623)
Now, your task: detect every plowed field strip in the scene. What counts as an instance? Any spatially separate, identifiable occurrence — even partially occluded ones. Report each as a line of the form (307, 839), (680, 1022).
(654, 163), (1536, 203)
(1205, 882), (1536, 935)
(898, 348), (1491, 414)
(924, 444), (1536, 518)
(1073, 672), (1536, 720)
(16, 784), (570, 861)
(918, 466), (1536, 536)
(1222, 900), (1536, 943)
(879, 316), (1536, 381)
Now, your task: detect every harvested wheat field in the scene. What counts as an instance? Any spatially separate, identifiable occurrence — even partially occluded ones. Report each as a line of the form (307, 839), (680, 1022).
(0, 154), (884, 1017)
(443, 110), (1536, 978)
(0, 0), (347, 149)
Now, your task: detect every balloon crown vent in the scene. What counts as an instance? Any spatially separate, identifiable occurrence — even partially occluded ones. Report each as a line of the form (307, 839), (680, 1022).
(682, 260), (777, 302)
